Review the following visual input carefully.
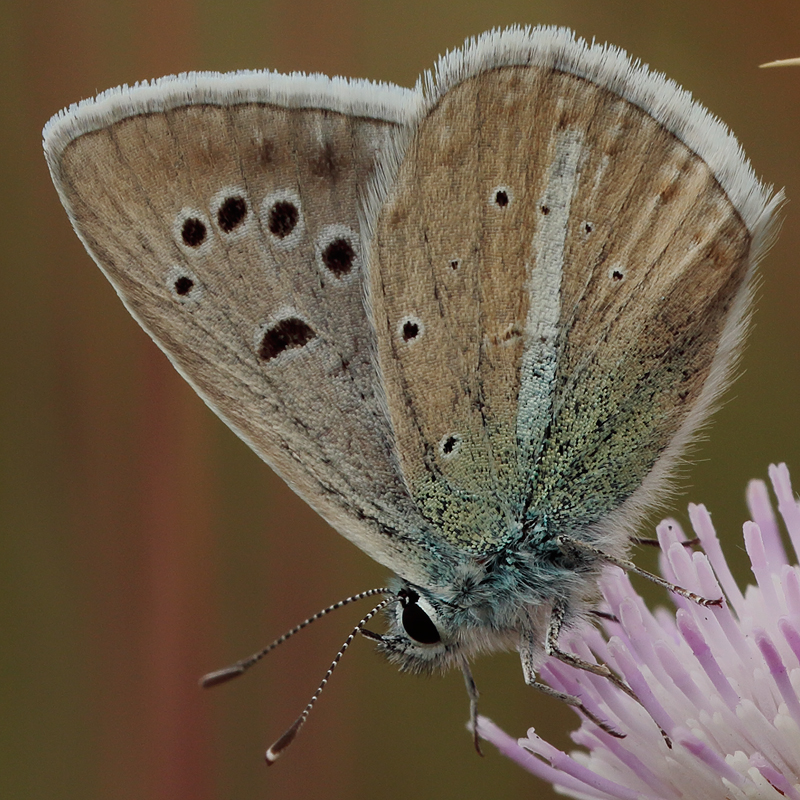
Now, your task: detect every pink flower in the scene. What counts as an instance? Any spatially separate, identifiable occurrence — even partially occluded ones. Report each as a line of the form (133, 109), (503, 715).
(479, 464), (800, 799)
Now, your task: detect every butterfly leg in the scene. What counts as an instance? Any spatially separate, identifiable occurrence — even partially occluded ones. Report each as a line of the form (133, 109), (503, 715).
(461, 661), (483, 756)
(557, 535), (722, 607)
(634, 535), (700, 548)
(535, 602), (673, 747)
(519, 622), (625, 739)
(544, 600), (636, 701)
(588, 608), (619, 624)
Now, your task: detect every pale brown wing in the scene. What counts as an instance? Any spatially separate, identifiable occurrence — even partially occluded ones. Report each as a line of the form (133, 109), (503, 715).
(366, 29), (780, 554)
(43, 73), (438, 582)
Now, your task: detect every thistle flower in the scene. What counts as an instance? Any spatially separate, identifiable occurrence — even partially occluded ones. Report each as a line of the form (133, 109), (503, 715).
(478, 464), (800, 799)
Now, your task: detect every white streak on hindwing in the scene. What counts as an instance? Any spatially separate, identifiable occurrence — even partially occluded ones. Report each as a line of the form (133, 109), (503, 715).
(516, 128), (584, 482)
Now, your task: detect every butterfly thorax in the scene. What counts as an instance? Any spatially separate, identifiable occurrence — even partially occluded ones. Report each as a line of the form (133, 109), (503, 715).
(376, 529), (609, 675)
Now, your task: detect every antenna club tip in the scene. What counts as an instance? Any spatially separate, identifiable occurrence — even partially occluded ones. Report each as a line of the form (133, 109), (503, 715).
(199, 665), (245, 688)
(265, 720), (302, 763)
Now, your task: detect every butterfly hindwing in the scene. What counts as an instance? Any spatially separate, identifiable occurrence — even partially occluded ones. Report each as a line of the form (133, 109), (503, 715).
(367, 30), (778, 555)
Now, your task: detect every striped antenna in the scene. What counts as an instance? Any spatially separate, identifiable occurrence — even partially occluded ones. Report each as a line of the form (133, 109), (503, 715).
(265, 595), (396, 765)
(200, 587), (392, 688)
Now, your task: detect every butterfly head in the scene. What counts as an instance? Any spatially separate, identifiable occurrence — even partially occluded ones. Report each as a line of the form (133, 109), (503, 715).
(372, 574), (530, 675)
(371, 584), (461, 673)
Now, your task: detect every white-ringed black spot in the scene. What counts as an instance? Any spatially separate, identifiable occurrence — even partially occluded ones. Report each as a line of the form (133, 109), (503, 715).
(257, 317), (316, 362)
(175, 275), (193, 295)
(316, 224), (359, 280)
(322, 238), (355, 277)
(166, 266), (203, 305)
(268, 201), (299, 238)
(398, 315), (423, 344)
(609, 265), (625, 282)
(450, 259), (459, 270)
(216, 195), (247, 232)
(584, 221), (594, 234)
(181, 217), (206, 246)
(175, 209), (213, 253)
(490, 186), (512, 209)
(540, 205), (550, 215)
(439, 433), (462, 459)
(261, 190), (304, 248)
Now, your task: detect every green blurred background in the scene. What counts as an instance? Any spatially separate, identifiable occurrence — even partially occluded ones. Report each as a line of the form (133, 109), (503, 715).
(2, 1), (799, 798)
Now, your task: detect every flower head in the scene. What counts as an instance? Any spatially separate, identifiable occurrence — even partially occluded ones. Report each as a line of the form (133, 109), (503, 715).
(479, 464), (800, 799)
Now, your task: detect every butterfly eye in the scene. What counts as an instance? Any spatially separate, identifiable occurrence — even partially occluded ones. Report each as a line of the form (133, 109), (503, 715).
(401, 599), (441, 645)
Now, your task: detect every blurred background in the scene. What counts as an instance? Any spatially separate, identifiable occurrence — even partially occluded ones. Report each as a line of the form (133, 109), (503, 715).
(2, 1), (799, 798)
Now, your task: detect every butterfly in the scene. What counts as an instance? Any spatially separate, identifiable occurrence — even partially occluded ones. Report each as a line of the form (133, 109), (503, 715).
(43, 25), (780, 758)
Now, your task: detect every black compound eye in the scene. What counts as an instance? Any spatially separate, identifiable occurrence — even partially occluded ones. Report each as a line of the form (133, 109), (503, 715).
(401, 600), (441, 644)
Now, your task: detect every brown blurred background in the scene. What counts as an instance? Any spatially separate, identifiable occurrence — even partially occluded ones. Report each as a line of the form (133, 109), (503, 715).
(2, 1), (799, 798)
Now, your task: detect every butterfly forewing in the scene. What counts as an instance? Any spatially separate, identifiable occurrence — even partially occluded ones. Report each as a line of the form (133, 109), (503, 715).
(44, 78), (438, 581)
